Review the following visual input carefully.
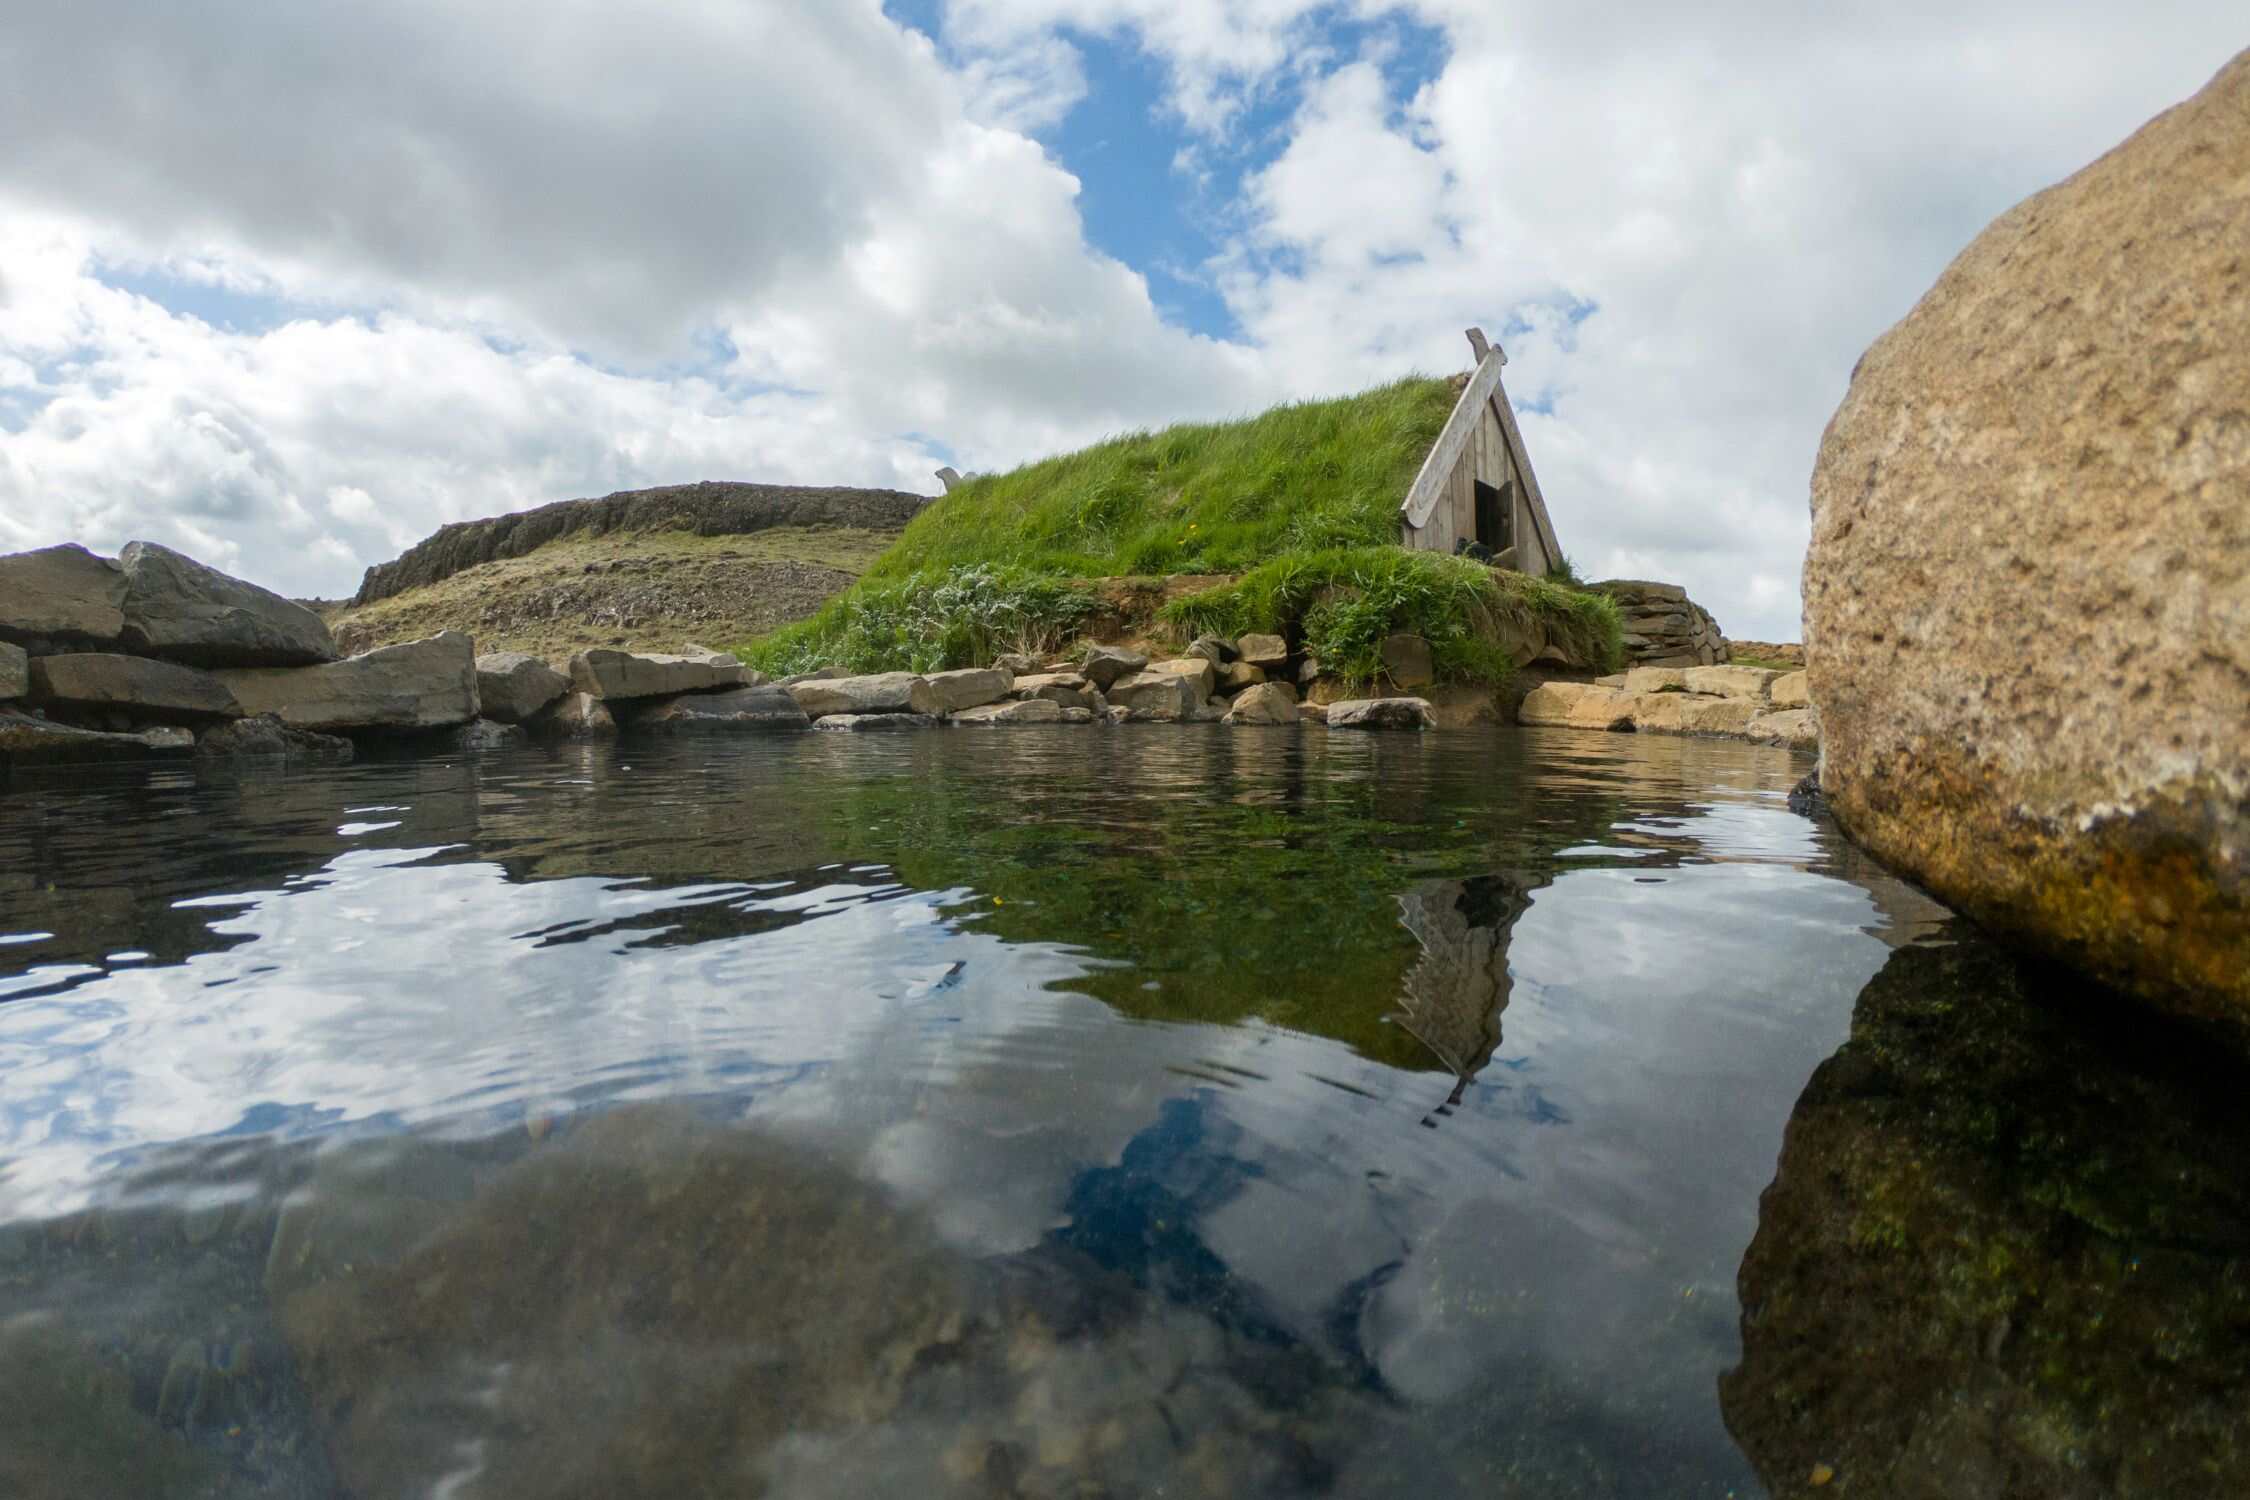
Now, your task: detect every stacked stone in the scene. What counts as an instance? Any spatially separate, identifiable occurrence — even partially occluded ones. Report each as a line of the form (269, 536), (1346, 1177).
(1590, 580), (1728, 667)
(1519, 665), (1817, 749)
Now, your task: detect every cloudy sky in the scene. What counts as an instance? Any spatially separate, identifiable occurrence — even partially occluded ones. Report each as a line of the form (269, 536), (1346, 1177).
(0, 3), (2236, 637)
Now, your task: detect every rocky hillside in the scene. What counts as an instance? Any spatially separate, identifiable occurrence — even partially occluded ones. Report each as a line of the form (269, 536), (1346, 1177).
(326, 481), (927, 662)
(352, 480), (928, 605)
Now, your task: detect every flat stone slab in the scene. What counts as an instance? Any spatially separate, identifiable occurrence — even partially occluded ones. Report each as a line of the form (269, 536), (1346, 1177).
(1235, 633), (1288, 671)
(115, 541), (339, 667)
(0, 543), (128, 648)
(570, 649), (746, 701)
(29, 653), (242, 722)
(0, 710), (195, 764)
(1326, 697), (1434, 730)
(1682, 665), (1782, 702)
(216, 631), (478, 732)
(476, 653), (571, 723)
(924, 667), (1012, 713)
(1518, 683), (1636, 730)
(812, 712), (944, 732)
(1769, 671), (1811, 708)
(633, 686), (810, 732)
(951, 698), (1062, 725)
(0, 643), (26, 700)
(787, 673), (938, 718)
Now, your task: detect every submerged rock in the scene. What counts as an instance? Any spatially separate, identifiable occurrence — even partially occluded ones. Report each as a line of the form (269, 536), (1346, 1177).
(1325, 697), (1434, 731)
(269, 1107), (1377, 1500)
(1803, 48), (2250, 1026)
(951, 698), (1063, 725)
(1721, 932), (2250, 1498)
(194, 714), (354, 763)
(0, 711), (195, 764)
(813, 712), (944, 732)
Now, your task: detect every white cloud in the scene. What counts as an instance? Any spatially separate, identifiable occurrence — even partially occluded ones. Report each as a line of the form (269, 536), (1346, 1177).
(0, 0), (2240, 633)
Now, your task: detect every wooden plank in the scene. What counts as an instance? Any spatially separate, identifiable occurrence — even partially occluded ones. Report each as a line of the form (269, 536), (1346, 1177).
(1400, 350), (1506, 530)
(1484, 374), (1565, 565)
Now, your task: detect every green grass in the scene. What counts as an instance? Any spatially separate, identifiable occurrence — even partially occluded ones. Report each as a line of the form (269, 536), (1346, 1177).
(865, 375), (1458, 581)
(1164, 547), (1623, 688)
(737, 374), (1623, 682)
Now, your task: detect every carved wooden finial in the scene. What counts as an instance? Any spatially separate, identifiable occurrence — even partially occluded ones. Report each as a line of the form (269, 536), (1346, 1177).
(1465, 327), (1505, 366)
(935, 466), (962, 492)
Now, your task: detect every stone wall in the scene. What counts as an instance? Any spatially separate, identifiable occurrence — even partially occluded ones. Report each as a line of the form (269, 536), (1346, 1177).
(1589, 580), (1728, 666)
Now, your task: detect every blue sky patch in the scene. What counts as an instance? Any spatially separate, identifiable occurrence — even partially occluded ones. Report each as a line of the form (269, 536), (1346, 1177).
(885, 2), (1450, 345)
(94, 263), (305, 336)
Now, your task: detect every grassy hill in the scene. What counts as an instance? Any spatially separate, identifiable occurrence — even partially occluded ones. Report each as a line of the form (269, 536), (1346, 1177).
(744, 376), (1622, 684)
(324, 527), (897, 662)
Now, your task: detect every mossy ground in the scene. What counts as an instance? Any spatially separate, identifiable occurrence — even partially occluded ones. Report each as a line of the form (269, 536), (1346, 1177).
(741, 377), (1621, 682)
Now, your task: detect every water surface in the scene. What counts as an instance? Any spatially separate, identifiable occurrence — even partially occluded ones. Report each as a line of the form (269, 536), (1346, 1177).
(2, 728), (2242, 1498)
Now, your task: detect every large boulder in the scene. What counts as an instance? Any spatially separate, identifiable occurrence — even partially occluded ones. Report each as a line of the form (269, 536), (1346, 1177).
(216, 631), (479, 732)
(1079, 644), (1148, 689)
(0, 643), (27, 700)
(476, 653), (570, 723)
(923, 667), (1012, 713)
(1011, 671), (1102, 711)
(632, 686), (810, 732)
(1104, 659), (1214, 719)
(0, 543), (128, 648)
(569, 649), (744, 701)
(28, 653), (241, 722)
(1517, 682), (1635, 731)
(1222, 681), (1299, 725)
(786, 672), (938, 718)
(1803, 49), (2250, 1027)
(114, 541), (338, 666)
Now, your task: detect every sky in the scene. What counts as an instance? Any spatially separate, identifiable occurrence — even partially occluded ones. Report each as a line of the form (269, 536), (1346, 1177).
(0, 3), (2237, 638)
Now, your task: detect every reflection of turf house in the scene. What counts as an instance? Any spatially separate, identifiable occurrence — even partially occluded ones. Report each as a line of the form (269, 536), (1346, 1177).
(1396, 328), (1566, 575)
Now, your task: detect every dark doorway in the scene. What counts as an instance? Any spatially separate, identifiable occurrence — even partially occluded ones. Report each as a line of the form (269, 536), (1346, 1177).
(1474, 479), (1514, 553)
